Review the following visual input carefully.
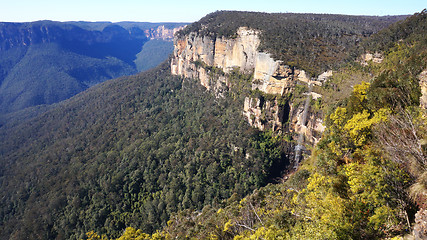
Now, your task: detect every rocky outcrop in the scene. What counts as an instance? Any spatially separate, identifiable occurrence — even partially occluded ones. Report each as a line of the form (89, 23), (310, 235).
(145, 25), (186, 40)
(295, 69), (332, 86)
(243, 97), (284, 132)
(171, 27), (296, 94)
(171, 27), (325, 143)
(253, 60), (295, 95)
(290, 103), (325, 145)
(295, 69), (311, 83)
(360, 52), (384, 66)
(414, 208), (427, 240)
(171, 27), (261, 90)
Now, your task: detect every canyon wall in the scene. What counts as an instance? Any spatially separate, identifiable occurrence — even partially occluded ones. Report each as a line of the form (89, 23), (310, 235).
(171, 27), (262, 90)
(145, 25), (186, 40)
(171, 27), (325, 144)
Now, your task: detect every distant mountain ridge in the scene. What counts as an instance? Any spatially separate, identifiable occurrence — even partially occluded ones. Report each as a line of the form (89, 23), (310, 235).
(0, 21), (186, 118)
(0, 21), (185, 52)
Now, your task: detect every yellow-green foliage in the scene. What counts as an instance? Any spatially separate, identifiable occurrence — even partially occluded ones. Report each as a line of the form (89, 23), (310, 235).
(325, 82), (389, 157)
(85, 227), (169, 240)
(343, 159), (400, 230)
(330, 107), (348, 129)
(86, 231), (109, 240)
(292, 173), (350, 239)
(352, 81), (370, 103)
(344, 108), (389, 146)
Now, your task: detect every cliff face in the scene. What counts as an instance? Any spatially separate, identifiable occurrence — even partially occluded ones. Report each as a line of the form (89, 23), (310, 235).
(171, 27), (259, 89)
(359, 52), (384, 66)
(0, 22), (87, 51)
(145, 25), (186, 40)
(243, 97), (284, 132)
(171, 27), (325, 144)
(171, 27), (296, 94)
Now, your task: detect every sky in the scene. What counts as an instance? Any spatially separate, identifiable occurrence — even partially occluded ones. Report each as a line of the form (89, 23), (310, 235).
(0, 0), (425, 23)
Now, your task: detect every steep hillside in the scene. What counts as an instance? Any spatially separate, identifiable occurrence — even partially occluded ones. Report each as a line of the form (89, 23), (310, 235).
(1, 10), (424, 240)
(0, 42), (134, 114)
(0, 21), (185, 118)
(135, 39), (174, 71)
(170, 11), (407, 155)
(87, 10), (426, 240)
(0, 61), (289, 239)
(116, 10), (426, 240)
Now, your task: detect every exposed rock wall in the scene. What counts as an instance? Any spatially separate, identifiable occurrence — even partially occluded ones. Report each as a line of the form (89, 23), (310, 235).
(171, 27), (262, 90)
(171, 27), (325, 144)
(144, 25), (186, 40)
(360, 52), (384, 66)
(290, 104), (325, 145)
(243, 97), (284, 132)
(252, 58), (294, 95)
(171, 27), (294, 93)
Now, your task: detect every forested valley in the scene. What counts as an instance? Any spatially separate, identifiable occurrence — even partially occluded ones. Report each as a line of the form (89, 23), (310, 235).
(0, 21), (185, 120)
(0, 10), (426, 240)
(0, 60), (287, 239)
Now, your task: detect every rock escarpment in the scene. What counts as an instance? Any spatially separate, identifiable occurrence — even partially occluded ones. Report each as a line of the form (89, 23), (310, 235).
(171, 27), (325, 144)
(145, 25), (186, 40)
(171, 27), (302, 95)
(171, 27), (260, 90)
(360, 52), (384, 66)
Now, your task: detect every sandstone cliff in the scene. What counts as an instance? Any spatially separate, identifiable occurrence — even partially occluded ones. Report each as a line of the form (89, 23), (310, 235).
(360, 52), (384, 66)
(171, 27), (259, 89)
(145, 25), (186, 40)
(171, 27), (325, 145)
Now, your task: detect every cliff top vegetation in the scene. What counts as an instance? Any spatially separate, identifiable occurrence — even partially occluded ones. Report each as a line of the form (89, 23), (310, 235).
(178, 11), (407, 75)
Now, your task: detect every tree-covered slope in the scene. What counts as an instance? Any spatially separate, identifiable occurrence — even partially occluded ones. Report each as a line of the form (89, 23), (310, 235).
(87, 10), (426, 240)
(1, 10), (424, 240)
(135, 39), (174, 72)
(0, 61), (288, 239)
(0, 21), (143, 117)
(0, 43), (135, 114)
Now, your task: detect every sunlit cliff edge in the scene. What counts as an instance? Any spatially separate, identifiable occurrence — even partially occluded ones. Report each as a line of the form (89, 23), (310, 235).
(171, 26), (326, 146)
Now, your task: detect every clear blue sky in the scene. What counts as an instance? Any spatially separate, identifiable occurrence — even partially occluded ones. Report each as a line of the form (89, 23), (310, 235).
(1, 0), (425, 23)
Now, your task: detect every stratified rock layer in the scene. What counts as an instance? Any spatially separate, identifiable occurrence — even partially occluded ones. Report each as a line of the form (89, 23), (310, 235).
(171, 27), (325, 143)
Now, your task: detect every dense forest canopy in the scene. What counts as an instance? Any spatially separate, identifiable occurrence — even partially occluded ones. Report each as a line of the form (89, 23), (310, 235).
(0, 61), (289, 239)
(87, 10), (426, 240)
(1, 9), (426, 240)
(364, 9), (427, 52)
